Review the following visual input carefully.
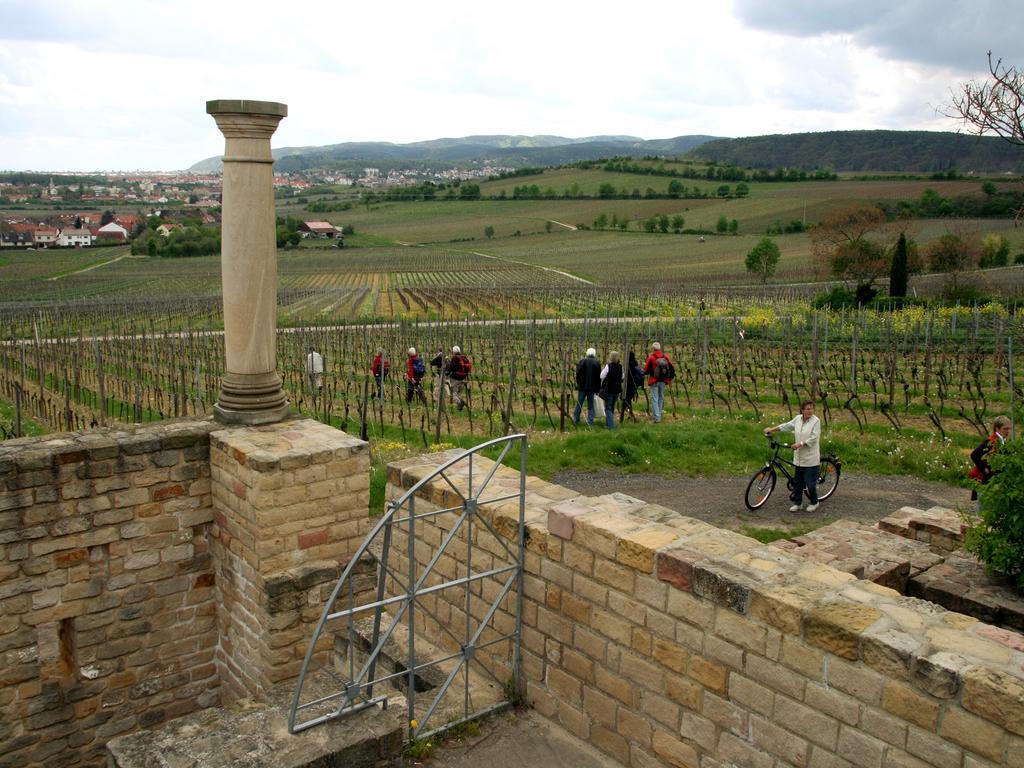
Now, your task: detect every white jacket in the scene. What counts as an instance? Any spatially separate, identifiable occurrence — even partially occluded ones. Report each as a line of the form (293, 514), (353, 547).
(776, 414), (820, 467)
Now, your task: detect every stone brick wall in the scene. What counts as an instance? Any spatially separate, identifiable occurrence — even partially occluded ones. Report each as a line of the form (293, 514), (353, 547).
(0, 421), (218, 768)
(209, 420), (372, 703)
(1, 418), (373, 768)
(387, 451), (1024, 768)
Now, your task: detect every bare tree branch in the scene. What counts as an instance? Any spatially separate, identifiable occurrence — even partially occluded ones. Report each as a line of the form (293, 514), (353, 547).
(943, 52), (1024, 146)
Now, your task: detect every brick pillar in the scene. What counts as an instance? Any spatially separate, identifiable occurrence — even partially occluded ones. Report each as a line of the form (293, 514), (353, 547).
(208, 419), (371, 702)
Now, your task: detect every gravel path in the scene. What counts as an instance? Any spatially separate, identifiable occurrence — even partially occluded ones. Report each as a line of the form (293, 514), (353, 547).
(551, 469), (966, 533)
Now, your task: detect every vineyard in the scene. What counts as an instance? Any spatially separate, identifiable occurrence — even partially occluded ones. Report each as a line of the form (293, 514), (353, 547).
(0, 301), (1019, 458)
(3, 173), (1024, 445)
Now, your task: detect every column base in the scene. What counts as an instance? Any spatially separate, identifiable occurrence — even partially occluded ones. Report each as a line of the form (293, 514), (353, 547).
(214, 371), (290, 425)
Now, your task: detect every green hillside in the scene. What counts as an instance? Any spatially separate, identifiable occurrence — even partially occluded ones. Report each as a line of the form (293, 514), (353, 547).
(688, 131), (1024, 173)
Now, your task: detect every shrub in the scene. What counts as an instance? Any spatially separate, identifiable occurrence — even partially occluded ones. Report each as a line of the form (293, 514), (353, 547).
(967, 439), (1024, 592)
(812, 286), (856, 309)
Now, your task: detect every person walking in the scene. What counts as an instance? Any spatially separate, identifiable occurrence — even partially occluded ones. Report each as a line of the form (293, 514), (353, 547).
(305, 346), (324, 394)
(643, 342), (674, 423)
(446, 345), (472, 410)
(371, 348), (389, 401)
(620, 350), (645, 423)
(405, 347), (427, 405)
(600, 351), (623, 429)
(764, 400), (822, 512)
(968, 415), (1012, 508)
(429, 347), (446, 403)
(573, 347), (602, 427)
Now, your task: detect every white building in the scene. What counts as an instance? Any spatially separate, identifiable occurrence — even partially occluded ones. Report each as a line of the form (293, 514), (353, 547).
(56, 228), (94, 247)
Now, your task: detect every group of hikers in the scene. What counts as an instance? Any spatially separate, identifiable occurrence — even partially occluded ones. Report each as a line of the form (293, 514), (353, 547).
(572, 342), (676, 429)
(305, 341), (677, 427)
(307, 345), (473, 409)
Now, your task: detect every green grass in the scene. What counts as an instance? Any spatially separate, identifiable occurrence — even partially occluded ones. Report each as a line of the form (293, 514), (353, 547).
(742, 521), (827, 544)
(476, 414), (973, 488)
(0, 396), (47, 438)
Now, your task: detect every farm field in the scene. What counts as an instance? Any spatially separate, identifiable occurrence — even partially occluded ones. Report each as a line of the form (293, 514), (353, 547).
(2, 172), (1024, 447)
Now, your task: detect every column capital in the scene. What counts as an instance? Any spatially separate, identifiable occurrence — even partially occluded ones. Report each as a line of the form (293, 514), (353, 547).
(206, 99), (287, 118)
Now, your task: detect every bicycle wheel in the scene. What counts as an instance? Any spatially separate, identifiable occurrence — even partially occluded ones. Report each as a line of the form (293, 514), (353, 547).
(745, 466), (777, 510)
(815, 457), (841, 500)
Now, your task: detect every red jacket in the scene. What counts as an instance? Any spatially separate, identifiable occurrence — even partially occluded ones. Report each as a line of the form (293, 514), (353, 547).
(406, 356), (416, 382)
(643, 351), (674, 386)
(371, 354), (390, 378)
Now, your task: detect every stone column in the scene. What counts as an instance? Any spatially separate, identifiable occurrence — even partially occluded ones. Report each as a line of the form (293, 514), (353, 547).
(206, 99), (290, 425)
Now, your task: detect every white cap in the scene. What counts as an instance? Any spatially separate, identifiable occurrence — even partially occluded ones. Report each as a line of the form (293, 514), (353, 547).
(652, 342), (662, 351)
(586, 348), (596, 357)
(452, 345), (461, 354)
(408, 347), (416, 356)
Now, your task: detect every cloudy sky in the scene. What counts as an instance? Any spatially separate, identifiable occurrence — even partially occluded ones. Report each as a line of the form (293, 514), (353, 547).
(0, 0), (1019, 171)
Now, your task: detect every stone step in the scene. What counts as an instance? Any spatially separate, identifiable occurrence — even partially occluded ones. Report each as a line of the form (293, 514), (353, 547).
(106, 672), (404, 768)
(908, 554), (1024, 632)
(878, 505), (973, 552)
(772, 518), (944, 592)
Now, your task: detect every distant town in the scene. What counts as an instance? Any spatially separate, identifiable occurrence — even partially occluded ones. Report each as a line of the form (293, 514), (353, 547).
(0, 163), (513, 249)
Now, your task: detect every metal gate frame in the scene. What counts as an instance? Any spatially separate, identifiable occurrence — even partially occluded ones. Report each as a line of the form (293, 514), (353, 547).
(288, 434), (527, 741)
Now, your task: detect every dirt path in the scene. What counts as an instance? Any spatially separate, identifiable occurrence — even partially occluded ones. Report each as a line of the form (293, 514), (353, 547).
(552, 469), (966, 533)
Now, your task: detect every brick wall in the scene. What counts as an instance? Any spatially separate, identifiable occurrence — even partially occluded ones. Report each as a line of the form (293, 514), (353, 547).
(1, 418), (373, 768)
(0, 421), (218, 768)
(386, 451), (1024, 768)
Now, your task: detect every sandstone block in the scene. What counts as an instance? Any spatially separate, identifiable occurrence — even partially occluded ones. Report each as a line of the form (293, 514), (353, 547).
(804, 602), (883, 660)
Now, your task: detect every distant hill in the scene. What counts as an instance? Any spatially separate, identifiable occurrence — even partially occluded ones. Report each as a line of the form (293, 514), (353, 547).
(188, 134), (721, 174)
(687, 130), (1024, 174)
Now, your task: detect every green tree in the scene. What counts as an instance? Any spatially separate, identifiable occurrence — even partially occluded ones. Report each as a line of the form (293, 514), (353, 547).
(728, 219), (738, 234)
(745, 237), (781, 284)
(671, 214), (685, 233)
(545, 221), (553, 233)
(716, 215), (728, 233)
(889, 232), (909, 297)
(980, 233), (1011, 267)
(598, 182), (617, 199)
(716, 184), (731, 198)
(735, 182), (750, 198)
(484, 225), (495, 239)
(967, 439), (1024, 591)
(643, 218), (658, 233)
(658, 214), (670, 233)
(667, 180), (684, 198)
(594, 214), (608, 229)
(981, 181), (998, 196)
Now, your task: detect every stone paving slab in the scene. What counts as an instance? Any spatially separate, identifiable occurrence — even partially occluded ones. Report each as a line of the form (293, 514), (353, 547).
(424, 709), (624, 768)
(908, 554), (1024, 632)
(772, 518), (944, 592)
(107, 674), (404, 768)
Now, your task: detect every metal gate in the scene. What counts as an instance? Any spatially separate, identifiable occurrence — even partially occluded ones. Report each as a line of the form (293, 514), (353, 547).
(288, 434), (527, 741)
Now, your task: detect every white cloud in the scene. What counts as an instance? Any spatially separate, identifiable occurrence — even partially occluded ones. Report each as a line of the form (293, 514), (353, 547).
(0, 0), (1015, 170)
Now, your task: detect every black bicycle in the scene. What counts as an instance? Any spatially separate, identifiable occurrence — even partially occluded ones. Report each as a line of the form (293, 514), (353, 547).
(744, 437), (841, 510)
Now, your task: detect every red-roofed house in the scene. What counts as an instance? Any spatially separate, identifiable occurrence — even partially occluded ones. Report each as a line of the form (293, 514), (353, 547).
(299, 221), (342, 239)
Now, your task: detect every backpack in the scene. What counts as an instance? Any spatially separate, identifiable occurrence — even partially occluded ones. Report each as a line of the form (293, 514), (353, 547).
(412, 356), (426, 381)
(451, 354), (471, 380)
(654, 356), (674, 382)
(630, 364), (645, 387)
